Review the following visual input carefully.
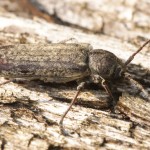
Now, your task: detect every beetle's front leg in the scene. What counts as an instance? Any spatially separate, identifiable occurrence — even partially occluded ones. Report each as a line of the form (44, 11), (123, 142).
(101, 78), (114, 101)
(92, 75), (115, 101)
(59, 81), (86, 136)
(100, 77), (117, 109)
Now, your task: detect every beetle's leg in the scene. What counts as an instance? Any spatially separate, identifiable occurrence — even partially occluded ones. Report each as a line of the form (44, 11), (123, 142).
(124, 73), (150, 101)
(0, 80), (12, 86)
(100, 77), (115, 102)
(58, 38), (78, 44)
(92, 75), (115, 105)
(59, 82), (85, 136)
(0, 78), (28, 86)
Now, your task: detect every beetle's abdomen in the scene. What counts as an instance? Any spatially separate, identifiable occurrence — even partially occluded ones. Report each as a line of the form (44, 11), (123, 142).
(89, 49), (123, 80)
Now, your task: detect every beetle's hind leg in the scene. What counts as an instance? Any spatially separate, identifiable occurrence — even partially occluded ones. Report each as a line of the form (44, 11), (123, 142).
(0, 79), (12, 86)
(58, 38), (78, 44)
(0, 78), (28, 86)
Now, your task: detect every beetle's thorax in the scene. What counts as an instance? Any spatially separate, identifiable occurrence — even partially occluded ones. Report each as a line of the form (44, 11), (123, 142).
(88, 49), (124, 83)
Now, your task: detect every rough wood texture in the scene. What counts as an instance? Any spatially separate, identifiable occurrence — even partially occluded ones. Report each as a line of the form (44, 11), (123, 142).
(0, 1), (150, 149)
(27, 0), (150, 41)
(0, 83), (150, 149)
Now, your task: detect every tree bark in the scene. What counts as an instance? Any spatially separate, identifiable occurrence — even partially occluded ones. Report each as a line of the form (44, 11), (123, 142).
(0, 0), (150, 149)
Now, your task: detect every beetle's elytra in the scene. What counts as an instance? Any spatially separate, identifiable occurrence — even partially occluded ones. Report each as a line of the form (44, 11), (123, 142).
(0, 39), (149, 135)
(0, 43), (91, 82)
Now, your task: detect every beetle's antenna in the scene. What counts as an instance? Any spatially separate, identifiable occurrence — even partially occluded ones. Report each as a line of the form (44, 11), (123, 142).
(124, 39), (150, 67)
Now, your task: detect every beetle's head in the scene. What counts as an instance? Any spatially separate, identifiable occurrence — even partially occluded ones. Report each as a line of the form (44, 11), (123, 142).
(88, 40), (150, 83)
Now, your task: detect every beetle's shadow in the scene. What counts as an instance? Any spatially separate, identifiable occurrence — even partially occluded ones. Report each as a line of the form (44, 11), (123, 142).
(114, 63), (150, 100)
(127, 64), (150, 87)
(27, 80), (114, 110)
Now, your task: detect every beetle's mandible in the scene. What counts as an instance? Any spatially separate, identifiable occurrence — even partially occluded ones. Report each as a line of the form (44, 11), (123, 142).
(0, 39), (149, 135)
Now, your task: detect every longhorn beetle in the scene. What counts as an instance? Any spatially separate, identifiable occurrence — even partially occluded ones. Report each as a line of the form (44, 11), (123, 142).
(0, 39), (149, 135)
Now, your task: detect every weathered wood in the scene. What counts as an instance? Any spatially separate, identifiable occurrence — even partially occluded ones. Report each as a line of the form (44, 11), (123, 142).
(0, 1), (149, 149)
(24, 0), (150, 41)
(0, 84), (150, 149)
(117, 94), (150, 127)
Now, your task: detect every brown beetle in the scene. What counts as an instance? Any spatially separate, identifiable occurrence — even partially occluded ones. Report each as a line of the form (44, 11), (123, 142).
(0, 39), (149, 135)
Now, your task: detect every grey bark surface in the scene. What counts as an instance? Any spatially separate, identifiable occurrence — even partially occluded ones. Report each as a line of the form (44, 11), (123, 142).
(29, 0), (150, 40)
(0, 1), (150, 150)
